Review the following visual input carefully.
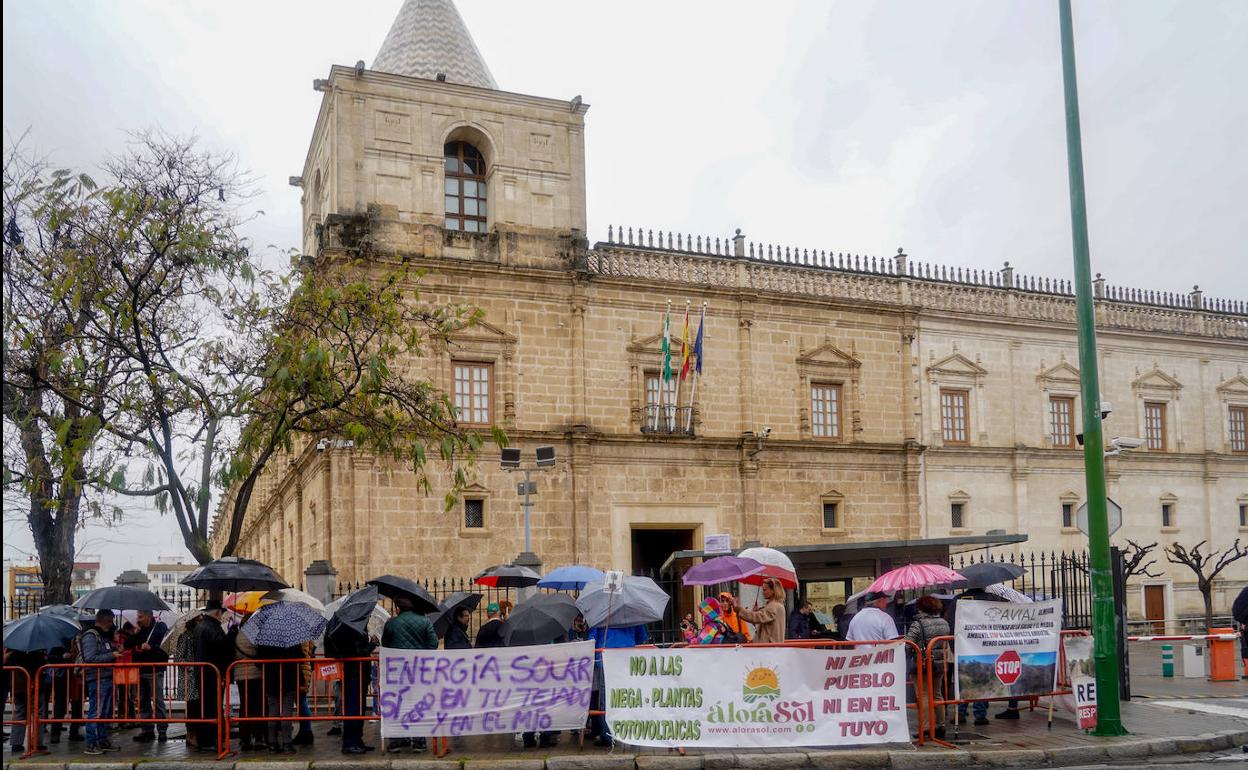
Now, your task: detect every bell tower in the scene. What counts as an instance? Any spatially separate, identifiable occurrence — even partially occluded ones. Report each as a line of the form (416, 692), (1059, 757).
(298, 0), (589, 263)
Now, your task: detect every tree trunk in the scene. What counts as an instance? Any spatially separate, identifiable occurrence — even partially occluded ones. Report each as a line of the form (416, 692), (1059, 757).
(28, 499), (76, 606)
(1201, 582), (1214, 631)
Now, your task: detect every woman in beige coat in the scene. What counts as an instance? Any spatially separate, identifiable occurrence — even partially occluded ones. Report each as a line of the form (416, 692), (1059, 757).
(736, 577), (788, 643)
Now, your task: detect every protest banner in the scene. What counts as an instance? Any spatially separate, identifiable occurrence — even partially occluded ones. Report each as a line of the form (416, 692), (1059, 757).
(954, 599), (1061, 700)
(1061, 635), (1097, 729)
(602, 643), (907, 748)
(378, 641), (593, 738)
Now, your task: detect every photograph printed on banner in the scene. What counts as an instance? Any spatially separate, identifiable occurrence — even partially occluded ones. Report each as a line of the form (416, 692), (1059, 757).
(954, 598), (1062, 701)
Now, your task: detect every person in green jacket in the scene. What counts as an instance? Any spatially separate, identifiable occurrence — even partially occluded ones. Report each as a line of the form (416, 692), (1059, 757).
(381, 595), (438, 753)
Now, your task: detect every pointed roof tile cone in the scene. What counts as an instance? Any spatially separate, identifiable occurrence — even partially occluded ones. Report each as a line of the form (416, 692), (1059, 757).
(373, 0), (498, 89)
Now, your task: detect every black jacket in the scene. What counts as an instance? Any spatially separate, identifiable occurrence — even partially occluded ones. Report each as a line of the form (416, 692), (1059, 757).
(474, 618), (505, 649)
(192, 616), (234, 674)
(444, 623), (472, 650)
(124, 621), (169, 663)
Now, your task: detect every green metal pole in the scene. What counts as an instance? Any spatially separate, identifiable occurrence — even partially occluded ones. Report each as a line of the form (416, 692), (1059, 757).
(1057, 0), (1128, 736)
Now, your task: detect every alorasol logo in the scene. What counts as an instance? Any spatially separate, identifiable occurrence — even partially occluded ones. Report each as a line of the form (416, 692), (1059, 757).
(742, 666), (780, 702)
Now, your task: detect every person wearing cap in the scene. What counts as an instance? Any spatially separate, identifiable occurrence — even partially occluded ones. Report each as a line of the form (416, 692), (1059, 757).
(191, 600), (233, 752)
(474, 603), (505, 648)
(80, 609), (120, 754)
(846, 591), (899, 646)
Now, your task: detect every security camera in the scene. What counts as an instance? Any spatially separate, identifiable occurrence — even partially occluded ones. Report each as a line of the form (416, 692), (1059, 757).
(1100, 401), (1113, 420)
(760, 426), (772, 438)
(1110, 436), (1144, 450)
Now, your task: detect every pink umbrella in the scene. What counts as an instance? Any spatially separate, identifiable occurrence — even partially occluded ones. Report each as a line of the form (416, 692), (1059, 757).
(866, 564), (966, 594)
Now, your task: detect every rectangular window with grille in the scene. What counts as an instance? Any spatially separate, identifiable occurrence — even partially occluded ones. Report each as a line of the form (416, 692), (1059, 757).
(940, 389), (969, 444)
(822, 501), (839, 529)
(1230, 406), (1248, 453)
(1240, 503), (1247, 527)
(644, 371), (679, 430)
(1144, 401), (1166, 450)
(1161, 502), (1174, 528)
(1050, 396), (1075, 447)
(1062, 503), (1074, 529)
(464, 498), (485, 529)
(811, 382), (842, 440)
(453, 362), (492, 426)
(951, 502), (965, 529)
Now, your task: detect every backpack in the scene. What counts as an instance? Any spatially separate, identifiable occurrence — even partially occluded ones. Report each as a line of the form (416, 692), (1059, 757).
(72, 629), (94, 665)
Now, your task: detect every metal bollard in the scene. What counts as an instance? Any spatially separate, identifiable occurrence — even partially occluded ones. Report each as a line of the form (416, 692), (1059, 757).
(1161, 644), (1173, 677)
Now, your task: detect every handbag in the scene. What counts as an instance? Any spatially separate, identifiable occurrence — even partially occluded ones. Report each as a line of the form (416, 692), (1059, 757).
(115, 650), (140, 686)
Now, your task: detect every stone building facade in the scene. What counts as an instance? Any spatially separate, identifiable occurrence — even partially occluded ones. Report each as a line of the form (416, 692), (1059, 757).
(212, 0), (1248, 627)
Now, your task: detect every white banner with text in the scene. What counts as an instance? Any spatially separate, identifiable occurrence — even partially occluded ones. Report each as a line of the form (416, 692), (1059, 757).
(378, 641), (593, 738)
(602, 644), (908, 748)
(953, 599), (1062, 700)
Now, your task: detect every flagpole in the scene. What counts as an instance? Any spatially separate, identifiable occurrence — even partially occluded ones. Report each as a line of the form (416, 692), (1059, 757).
(661, 299), (672, 431)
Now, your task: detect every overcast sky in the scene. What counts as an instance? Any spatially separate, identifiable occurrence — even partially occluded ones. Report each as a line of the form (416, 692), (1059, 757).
(4, 1), (1245, 585)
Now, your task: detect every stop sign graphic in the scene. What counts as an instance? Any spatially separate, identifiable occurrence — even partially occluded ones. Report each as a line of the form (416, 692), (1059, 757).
(995, 650), (1022, 685)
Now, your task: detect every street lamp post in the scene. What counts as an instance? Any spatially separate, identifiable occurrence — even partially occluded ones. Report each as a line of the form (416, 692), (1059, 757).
(1056, 0), (1127, 736)
(501, 446), (556, 569)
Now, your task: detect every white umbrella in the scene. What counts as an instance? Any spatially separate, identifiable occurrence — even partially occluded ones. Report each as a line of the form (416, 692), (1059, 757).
(985, 583), (1031, 603)
(264, 588), (325, 612)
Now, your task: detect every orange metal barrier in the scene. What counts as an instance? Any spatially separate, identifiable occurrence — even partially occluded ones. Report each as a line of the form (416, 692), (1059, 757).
(922, 629), (1089, 746)
(3, 666), (33, 752)
(221, 656), (376, 759)
(31, 662), (222, 757)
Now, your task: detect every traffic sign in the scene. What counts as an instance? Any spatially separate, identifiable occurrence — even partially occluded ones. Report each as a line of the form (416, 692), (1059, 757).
(1076, 497), (1122, 537)
(995, 650), (1022, 686)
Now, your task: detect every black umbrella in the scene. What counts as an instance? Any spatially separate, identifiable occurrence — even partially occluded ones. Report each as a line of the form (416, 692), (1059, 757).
(366, 575), (439, 614)
(326, 585), (381, 638)
(474, 564), (541, 588)
(432, 592), (482, 638)
(955, 562), (1026, 590)
(73, 586), (171, 611)
(39, 604), (94, 625)
(502, 593), (579, 646)
(182, 556), (289, 592)
(1232, 585), (1248, 626)
(3, 612), (81, 652)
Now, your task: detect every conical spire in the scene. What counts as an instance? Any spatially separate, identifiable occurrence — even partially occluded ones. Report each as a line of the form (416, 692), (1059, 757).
(372, 0), (498, 90)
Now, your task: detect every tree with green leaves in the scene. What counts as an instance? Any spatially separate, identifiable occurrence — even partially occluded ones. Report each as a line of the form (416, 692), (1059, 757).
(2, 141), (125, 603)
(6, 132), (502, 569)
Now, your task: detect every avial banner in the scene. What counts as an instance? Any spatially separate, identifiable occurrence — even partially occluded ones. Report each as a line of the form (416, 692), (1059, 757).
(954, 599), (1062, 701)
(602, 643), (908, 748)
(378, 641), (593, 738)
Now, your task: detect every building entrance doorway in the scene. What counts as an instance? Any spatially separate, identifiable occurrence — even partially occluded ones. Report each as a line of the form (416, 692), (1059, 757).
(630, 528), (694, 576)
(1144, 584), (1166, 635)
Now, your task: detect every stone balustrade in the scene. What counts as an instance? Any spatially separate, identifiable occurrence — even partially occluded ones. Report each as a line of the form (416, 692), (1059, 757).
(595, 225), (1247, 339)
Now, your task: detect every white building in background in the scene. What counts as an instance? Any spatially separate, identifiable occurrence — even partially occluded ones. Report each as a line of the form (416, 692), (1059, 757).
(146, 556), (197, 607)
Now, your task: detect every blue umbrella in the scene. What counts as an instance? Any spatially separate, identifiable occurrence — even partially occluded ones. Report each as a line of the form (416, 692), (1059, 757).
(538, 565), (605, 591)
(242, 600), (326, 647)
(3, 612), (81, 652)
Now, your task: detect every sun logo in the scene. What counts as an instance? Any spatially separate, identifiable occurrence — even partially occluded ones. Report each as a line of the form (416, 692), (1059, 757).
(742, 666), (780, 702)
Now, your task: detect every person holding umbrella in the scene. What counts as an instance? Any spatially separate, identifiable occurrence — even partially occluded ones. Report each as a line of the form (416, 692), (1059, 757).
(846, 592), (899, 645)
(737, 577), (788, 643)
(6, 646), (49, 753)
(324, 586), (380, 755)
(444, 608), (473, 650)
(372, 577), (439, 753)
(191, 600), (233, 752)
(124, 610), (169, 743)
(79, 609), (121, 754)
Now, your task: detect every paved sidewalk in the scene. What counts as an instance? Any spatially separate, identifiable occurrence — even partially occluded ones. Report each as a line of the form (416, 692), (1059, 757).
(3, 699), (1245, 768)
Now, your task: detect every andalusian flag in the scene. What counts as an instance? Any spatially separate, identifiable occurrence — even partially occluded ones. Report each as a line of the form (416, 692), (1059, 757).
(679, 306), (692, 380)
(661, 308), (672, 383)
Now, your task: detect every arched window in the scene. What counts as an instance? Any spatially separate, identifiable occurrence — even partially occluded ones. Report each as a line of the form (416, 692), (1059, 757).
(444, 141), (486, 232)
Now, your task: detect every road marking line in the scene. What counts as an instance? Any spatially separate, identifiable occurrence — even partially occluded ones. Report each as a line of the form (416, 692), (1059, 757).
(1144, 699), (1248, 719)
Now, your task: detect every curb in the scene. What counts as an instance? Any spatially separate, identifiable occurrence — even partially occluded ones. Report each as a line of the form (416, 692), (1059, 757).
(11, 727), (1247, 769)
